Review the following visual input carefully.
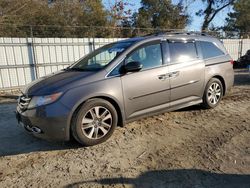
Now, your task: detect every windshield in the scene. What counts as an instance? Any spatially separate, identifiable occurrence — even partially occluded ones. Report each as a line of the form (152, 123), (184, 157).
(69, 41), (134, 71)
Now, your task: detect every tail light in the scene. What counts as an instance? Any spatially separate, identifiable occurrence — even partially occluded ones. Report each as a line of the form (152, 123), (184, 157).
(230, 60), (234, 65)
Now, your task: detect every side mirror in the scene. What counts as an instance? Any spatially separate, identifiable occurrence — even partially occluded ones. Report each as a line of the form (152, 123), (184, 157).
(123, 61), (143, 73)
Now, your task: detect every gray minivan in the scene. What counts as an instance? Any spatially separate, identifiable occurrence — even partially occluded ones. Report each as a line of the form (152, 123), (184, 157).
(16, 32), (234, 146)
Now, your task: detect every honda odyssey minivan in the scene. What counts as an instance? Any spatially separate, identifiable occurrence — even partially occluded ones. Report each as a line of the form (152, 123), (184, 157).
(16, 32), (234, 146)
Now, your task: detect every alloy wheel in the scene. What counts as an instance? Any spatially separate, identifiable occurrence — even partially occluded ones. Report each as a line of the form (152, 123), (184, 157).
(81, 106), (112, 139)
(207, 82), (221, 105)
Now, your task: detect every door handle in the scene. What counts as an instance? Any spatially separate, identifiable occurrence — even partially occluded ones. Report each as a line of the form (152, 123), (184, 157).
(169, 71), (180, 78)
(158, 74), (167, 80)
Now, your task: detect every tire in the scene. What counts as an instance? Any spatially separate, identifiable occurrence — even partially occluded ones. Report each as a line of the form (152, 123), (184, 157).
(71, 98), (118, 146)
(202, 78), (224, 109)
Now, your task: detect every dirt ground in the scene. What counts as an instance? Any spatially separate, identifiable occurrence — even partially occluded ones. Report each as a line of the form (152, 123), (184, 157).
(0, 69), (249, 188)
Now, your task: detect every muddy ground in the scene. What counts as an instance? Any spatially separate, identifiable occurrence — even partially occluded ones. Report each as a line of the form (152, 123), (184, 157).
(0, 69), (249, 188)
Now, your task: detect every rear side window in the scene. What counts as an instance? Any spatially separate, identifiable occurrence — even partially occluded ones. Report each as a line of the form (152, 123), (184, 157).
(200, 41), (225, 59)
(169, 41), (198, 63)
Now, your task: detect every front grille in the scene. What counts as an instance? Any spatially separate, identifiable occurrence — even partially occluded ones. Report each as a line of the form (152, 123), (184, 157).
(18, 95), (31, 110)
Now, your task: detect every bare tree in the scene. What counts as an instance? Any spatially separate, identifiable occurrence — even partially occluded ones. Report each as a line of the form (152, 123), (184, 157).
(177, 0), (235, 31)
(197, 0), (235, 31)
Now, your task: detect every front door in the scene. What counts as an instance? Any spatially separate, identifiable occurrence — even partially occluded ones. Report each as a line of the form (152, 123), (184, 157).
(121, 41), (170, 119)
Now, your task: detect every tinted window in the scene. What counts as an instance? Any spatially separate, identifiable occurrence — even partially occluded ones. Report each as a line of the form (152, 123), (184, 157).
(169, 41), (198, 63)
(126, 43), (162, 70)
(200, 41), (225, 59)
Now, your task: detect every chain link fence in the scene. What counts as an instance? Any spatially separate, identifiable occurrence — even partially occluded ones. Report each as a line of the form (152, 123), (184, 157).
(2, 24), (249, 38)
(0, 24), (187, 38)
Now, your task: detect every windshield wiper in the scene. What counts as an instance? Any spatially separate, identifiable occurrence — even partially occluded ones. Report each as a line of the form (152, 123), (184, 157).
(63, 67), (86, 71)
(63, 66), (70, 71)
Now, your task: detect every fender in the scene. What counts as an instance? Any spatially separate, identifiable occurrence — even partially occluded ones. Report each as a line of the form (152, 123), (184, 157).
(65, 93), (125, 140)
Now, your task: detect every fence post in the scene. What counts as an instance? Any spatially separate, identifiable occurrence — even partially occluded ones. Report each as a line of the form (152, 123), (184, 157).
(238, 39), (243, 60)
(88, 38), (93, 53)
(92, 37), (95, 50)
(27, 26), (38, 80)
(88, 37), (95, 53)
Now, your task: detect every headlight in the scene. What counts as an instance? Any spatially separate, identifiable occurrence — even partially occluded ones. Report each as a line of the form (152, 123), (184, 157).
(28, 92), (63, 109)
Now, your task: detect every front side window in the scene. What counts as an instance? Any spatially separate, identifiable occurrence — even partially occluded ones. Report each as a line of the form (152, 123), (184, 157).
(70, 42), (134, 71)
(126, 43), (162, 70)
(169, 41), (198, 63)
(200, 41), (225, 59)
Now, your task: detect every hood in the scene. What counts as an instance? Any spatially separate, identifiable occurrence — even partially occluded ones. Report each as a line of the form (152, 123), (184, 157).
(23, 70), (95, 96)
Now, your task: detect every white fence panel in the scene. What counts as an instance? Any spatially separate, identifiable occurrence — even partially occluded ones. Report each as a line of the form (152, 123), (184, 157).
(0, 37), (123, 90)
(242, 39), (250, 56)
(222, 39), (240, 60)
(0, 38), (34, 89)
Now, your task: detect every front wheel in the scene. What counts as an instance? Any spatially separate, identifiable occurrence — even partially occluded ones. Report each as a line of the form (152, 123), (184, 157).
(202, 78), (223, 109)
(71, 98), (118, 146)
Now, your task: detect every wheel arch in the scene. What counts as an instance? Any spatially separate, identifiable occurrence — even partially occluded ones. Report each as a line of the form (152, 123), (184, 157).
(66, 95), (125, 140)
(211, 75), (226, 96)
(93, 96), (124, 127)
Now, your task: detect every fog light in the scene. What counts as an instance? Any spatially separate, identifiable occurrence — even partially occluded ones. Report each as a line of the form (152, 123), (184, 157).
(32, 127), (42, 134)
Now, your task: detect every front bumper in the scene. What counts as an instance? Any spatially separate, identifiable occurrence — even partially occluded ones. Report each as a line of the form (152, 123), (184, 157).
(16, 102), (71, 141)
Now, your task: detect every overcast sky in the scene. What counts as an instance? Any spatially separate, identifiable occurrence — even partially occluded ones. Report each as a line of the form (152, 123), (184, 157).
(102, 0), (233, 31)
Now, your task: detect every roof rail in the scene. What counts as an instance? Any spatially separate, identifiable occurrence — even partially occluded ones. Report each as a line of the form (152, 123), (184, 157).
(163, 31), (208, 36)
(144, 31), (208, 37)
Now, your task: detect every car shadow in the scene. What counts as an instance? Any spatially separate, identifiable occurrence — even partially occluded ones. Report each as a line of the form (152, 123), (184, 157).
(0, 103), (81, 157)
(66, 169), (250, 188)
(175, 104), (203, 112)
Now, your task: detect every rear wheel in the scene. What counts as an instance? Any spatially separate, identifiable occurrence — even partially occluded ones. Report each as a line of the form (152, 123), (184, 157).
(202, 78), (223, 109)
(71, 98), (118, 146)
